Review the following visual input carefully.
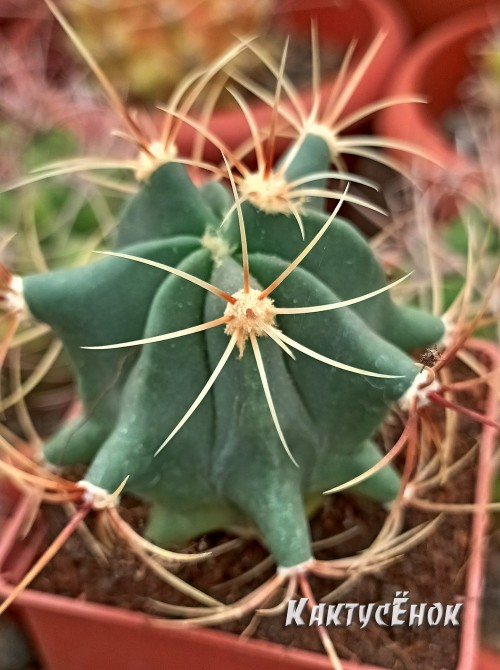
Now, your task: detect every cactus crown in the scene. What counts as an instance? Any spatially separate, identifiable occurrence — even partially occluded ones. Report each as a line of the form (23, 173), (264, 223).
(0, 7), (444, 573)
(17, 108), (444, 567)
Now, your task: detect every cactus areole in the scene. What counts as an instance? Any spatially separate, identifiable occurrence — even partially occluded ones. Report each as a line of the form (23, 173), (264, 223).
(21, 134), (444, 568)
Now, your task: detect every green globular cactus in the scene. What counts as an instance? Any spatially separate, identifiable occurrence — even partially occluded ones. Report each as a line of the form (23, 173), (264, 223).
(20, 132), (444, 569)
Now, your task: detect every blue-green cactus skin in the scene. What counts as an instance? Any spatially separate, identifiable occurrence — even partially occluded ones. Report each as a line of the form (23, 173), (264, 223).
(22, 134), (444, 567)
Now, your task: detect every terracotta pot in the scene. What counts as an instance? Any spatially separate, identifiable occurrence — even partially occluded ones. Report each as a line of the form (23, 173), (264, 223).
(0, 340), (497, 670)
(190, 0), (409, 160)
(2, 0), (408, 159)
(395, 0), (495, 38)
(375, 6), (500, 191)
(475, 647), (500, 670)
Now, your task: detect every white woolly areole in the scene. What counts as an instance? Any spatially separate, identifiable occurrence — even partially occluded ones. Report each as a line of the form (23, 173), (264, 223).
(77, 480), (114, 509)
(403, 483), (415, 501)
(277, 558), (314, 576)
(399, 369), (441, 411)
(135, 141), (178, 182)
(201, 232), (231, 265)
(224, 288), (276, 356)
(238, 171), (306, 214)
(438, 314), (454, 349)
(2, 275), (27, 315)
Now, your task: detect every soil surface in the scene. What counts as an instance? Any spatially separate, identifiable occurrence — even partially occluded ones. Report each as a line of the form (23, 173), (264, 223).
(26, 357), (489, 670)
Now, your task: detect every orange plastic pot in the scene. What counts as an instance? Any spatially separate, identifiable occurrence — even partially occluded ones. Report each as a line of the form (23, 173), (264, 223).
(20, 0), (408, 158)
(188, 0), (409, 160)
(375, 6), (500, 191)
(475, 647), (500, 670)
(1, 0), (409, 163)
(395, 0), (495, 38)
(0, 341), (497, 670)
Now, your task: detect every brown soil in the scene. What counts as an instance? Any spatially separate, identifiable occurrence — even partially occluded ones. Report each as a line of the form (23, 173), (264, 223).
(28, 359), (488, 670)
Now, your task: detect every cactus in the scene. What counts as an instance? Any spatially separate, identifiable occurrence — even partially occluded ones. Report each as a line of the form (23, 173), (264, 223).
(4, 12), (500, 670)
(16, 126), (444, 569)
